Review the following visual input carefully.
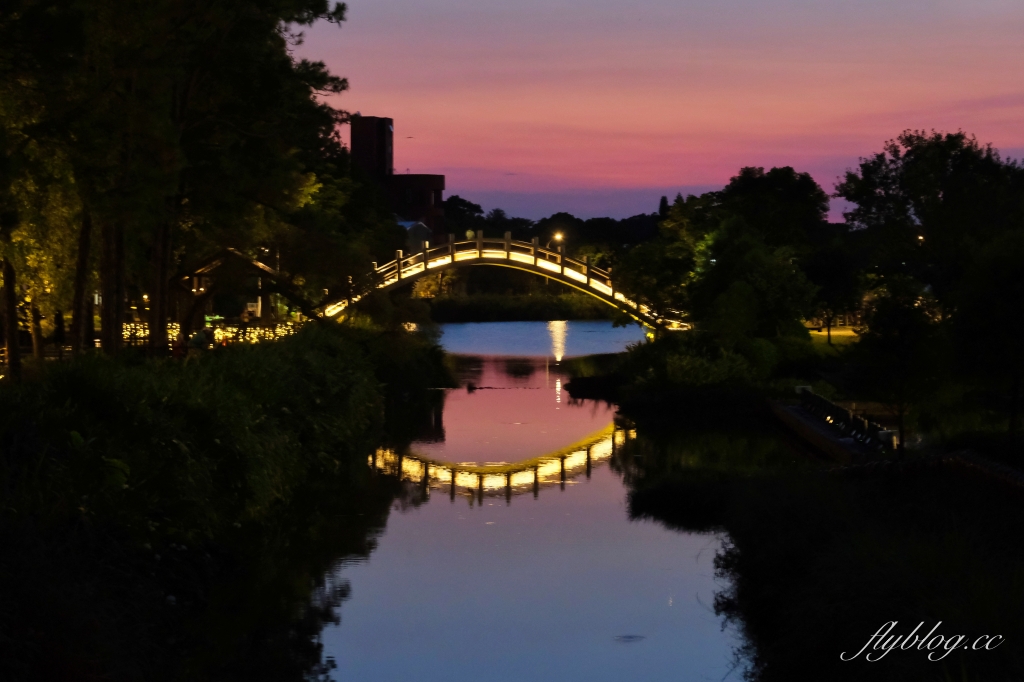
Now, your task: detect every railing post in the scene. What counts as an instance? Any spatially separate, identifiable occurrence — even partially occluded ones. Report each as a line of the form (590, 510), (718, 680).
(422, 240), (429, 272)
(448, 233), (455, 257)
(504, 231), (511, 259)
(476, 230), (483, 258)
(608, 266), (614, 298)
(558, 245), (564, 275)
(531, 237), (539, 266)
(583, 255), (590, 286)
(395, 250), (403, 280)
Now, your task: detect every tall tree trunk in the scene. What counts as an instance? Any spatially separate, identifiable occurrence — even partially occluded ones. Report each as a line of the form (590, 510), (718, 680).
(99, 220), (125, 354)
(148, 217), (171, 354)
(3, 258), (21, 381)
(84, 299), (95, 349)
(29, 301), (43, 359)
(115, 222), (125, 345)
(53, 310), (65, 360)
(259, 278), (273, 326)
(1010, 373), (1021, 439)
(896, 407), (905, 458)
(826, 311), (833, 346)
(70, 208), (92, 355)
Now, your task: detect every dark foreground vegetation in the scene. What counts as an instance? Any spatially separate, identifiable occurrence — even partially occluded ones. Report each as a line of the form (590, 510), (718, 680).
(614, 400), (1024, 682)
(0, 323), (449, 681)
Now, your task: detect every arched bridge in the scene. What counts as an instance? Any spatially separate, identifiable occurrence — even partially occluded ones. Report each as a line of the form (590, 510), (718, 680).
(321, 233), (687, 329)
(371, 423), (635, 505)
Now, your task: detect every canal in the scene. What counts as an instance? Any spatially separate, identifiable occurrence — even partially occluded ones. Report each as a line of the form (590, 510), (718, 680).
(318, 321), (751, 681)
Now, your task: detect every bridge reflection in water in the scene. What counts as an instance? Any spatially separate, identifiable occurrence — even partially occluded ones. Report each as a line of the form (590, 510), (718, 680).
(371, 423), (635, 505)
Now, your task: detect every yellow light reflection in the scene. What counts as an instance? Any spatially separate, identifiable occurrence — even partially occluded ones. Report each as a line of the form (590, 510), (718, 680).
(368, 423), (625, 501)
(548, 320), (567, 362)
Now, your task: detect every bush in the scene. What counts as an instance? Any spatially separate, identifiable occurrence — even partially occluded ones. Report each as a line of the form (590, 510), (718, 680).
(0, 324), (399, 540)
(0, 322), (450, 680)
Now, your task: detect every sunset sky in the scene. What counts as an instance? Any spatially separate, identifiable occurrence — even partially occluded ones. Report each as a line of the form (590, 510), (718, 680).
(297, 0), (1024, 220)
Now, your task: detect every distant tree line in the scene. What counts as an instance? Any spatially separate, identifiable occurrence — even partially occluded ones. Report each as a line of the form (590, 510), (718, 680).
(606, 131), (1024, 451)
(443, 195), (660, 269)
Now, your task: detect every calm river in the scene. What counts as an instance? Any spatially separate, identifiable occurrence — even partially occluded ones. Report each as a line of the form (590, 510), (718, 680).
(319, 321), (748, 681)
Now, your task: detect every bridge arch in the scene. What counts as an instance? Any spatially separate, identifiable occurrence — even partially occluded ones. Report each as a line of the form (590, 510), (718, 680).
(371, 422), (635, 504)
(321, 233), (686, 329)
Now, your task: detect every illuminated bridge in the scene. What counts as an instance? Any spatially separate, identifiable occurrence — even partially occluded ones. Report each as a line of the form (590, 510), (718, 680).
(322, 234), (687, 330)
(372, 423), (634, 505)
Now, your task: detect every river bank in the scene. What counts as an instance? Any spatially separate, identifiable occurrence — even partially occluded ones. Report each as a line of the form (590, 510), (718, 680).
(0, 323), (451, 681)
(584, 349), (1024, 682)
(623, 433), (1024, 681)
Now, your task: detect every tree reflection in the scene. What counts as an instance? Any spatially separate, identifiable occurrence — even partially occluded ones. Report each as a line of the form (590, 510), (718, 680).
(0, 444), (438, 682)
(618, 393), (1024, 682)
(502, 357), (537, 381)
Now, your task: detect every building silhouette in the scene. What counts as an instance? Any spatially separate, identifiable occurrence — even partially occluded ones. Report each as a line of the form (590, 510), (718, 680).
(351, 114), (445, 235)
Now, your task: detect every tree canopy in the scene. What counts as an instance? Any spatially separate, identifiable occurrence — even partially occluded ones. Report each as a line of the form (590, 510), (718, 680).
(0, 0), (404, 370)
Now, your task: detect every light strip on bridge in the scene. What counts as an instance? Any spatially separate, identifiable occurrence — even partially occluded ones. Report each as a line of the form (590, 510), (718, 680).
(320, 240), (690, 330)
(369, 425), (634, 500)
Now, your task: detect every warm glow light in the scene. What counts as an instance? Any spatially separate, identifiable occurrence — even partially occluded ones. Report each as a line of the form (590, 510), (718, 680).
(319, 240), (689, 330)
(369, 423), (622, 500)
(548, 320), (567, 362)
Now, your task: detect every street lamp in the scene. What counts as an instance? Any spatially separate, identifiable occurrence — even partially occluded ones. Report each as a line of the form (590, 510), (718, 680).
(544, 233), (564, 288)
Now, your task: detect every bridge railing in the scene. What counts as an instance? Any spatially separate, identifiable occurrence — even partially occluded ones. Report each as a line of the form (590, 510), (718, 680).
(319, 231), (687, 328)
(380, 232), (618, 296)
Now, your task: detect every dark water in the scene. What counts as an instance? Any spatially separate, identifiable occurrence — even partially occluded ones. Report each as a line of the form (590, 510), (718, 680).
(319, 322), (747, 681)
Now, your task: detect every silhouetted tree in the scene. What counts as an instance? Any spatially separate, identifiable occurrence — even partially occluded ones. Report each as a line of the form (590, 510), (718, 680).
(954, 231), (1024, 439)
(854, 279), (945, 454)
(719, 166), (830, 251)
(803, 228), (865, 344)
(443, 195), (485, 237)
(835, 130), (1024, 310)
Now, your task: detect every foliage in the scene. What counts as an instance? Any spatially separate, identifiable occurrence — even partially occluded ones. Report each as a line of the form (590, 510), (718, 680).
(620, 411), (1024, 682)
(835, 129), (1024, 309)
(429, 292), (612, 322)
(847, 279), (947, 451)
(802, 226), (865, 342)
(952, 231), (1024, 435)
(0, 322), (448, 680)
(0, 0), (406, 360)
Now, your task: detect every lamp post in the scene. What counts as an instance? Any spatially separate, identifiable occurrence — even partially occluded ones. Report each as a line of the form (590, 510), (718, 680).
(544, 233), (563, 286)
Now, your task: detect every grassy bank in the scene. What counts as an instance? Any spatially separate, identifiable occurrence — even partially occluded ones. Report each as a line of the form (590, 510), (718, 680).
(428, 293), (613, 322)
(0, 323), (450, 681)
(564, 331), (833, 407)
(617, 405), (1024, 682)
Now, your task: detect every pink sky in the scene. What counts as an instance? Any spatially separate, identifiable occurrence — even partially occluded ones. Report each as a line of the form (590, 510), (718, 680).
(297, 0), (1024, 219)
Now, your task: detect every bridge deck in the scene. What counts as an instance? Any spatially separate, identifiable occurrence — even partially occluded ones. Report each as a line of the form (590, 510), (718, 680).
(322, 235), (687, 330)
